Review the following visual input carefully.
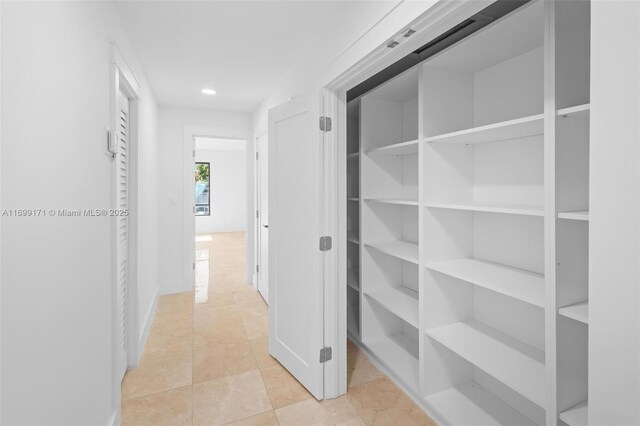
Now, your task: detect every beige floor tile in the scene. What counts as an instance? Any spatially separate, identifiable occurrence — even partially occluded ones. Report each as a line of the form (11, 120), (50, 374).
(250, 337), (279, 370)
(156, 292), (194, 315)
(193, 370), (273, 426)
(347, 378), (436, 426)
(194, 305), (242, 327)
(195, 292), (236, 309)
(122, 385), (192, 426)
(239, 310), (268, 340)
(347, 341), (384, 388)
(260, 364), (313, 409)
(233, 291), (265, 306)
(142, 328), (193, 363)
(193, 340), (257, 383)
(194, 318), (249, 345)
(224, 411), (280, 426)
(122, 352), (192, 400)
(236, 301), (268, 317)
(150, 311), (193, 335)
(274, 395), (361, 426)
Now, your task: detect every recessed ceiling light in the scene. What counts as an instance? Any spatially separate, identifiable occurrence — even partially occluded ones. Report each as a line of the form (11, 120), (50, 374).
(201, 89), (216, 95)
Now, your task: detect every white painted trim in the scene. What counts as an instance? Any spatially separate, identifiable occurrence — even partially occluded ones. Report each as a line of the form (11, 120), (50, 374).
(321, 0), (498, 400)
(182, 126), (251, 293)
(253, 127), (268, 292)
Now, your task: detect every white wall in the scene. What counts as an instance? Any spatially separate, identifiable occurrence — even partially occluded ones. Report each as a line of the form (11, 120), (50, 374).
(589, 1), (640, 424)
(1, 1), (160, 424)
(196, 147), (247, 234)
(158, 106), (251, 295)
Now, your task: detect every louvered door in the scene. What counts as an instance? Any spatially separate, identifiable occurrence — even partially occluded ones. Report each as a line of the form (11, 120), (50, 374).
(116, 91), (130, 380)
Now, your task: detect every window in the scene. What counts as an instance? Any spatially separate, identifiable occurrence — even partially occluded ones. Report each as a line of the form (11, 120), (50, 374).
(195, 162), (210, 216)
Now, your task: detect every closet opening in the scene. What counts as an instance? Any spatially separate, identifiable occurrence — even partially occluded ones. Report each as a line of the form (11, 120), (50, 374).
(339, 0), (591, 423)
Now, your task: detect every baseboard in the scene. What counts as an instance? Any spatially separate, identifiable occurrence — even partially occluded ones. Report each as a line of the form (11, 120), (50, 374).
(135, 286), (160, 366)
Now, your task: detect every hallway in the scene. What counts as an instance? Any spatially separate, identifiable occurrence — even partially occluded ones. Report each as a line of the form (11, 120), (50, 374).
(121, 232), (435, 425)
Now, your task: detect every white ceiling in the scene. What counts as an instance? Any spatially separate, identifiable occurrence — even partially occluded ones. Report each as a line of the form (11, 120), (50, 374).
(115, 1), (401, 113)
(195, 137), (246, 151)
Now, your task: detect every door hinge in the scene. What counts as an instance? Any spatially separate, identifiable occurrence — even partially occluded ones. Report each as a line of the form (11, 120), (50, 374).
(256, 264), (259, 273)
(193, 149), (196, 157)
(256, 210), (259, 219)
(319, 347), (332, 363)
(256, 152), (259, 160)
(319, 116), (332, 132)
(192, 262), (195, 270)
(319, 236), (332, 251)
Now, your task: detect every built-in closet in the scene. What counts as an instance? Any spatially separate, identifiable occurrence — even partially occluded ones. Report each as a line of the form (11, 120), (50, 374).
(345, 1), (590, 424)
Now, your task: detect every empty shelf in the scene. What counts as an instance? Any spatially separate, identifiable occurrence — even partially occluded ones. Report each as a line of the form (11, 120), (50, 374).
(347, 197), (360, 202)
(559, 301), (589, 324)
(425, 382), (536, 426)
(347, 152), (360, 160)
(365, 287), (419, 328)
(559, 401), (588, 426)
(366, 241), (419, 264)
(558, 104), (590, 119)
(365, 139), (419, 155)
(426, 114), (544, 145)
(425, 258), (545, 308)
(558, 211), (589, 221)
(347, 233), (359, 244)
(425, 202), (544, 217)
(366, 333), (419, 391)
(365, 198), (419, 206)
(426, 320), (546, 407)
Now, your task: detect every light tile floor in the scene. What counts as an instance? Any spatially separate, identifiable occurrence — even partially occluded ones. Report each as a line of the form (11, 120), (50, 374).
(122, 231), (436, 425)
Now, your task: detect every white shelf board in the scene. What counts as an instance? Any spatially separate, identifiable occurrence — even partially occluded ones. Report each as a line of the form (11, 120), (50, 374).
(558, 211), (589, 221)
(425, 258), (545, 308)
(366, 240), (419, 264)
(366, 333), (419, 391)
(365, 139), (420, 156)
(425, 114), (544, 145)
(364, 287), (419, 328)
(558, 103), (590, 119)
(347, 233), (360, 244)
(347, 197), (360, 202)
(425, 201), (544, 217)
(347, 152), (360, 160)
(365, 198), (419, 206)
(559, 401), (588, 426)
(426, 320), (546, 407)
(559, 301), (589, 324)
(347, 303), (360, 339)
(425, 382), (536, 426)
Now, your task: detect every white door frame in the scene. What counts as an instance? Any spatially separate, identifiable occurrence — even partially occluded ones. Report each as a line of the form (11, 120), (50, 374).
(182, 126), (251, 292)
(319, 0), (493, 400)
(109, 42), (141, 420)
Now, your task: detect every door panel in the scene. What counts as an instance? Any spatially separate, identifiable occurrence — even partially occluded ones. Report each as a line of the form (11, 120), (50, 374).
(116, 90), (129, 381)
(268, 95), (323, 399)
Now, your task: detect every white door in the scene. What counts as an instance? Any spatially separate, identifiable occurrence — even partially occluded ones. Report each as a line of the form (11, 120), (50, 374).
(257, 133), (269, 302)
(116, 90), (130, 380)
(268, 95), (324, 399)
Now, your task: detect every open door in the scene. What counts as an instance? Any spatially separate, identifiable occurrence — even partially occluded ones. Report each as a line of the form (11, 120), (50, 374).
(268, 95), (324, 399)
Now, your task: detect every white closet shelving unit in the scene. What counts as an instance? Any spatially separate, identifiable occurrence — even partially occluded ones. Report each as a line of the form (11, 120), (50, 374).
(345, 1), (591, 424)
(347, 99), (361, 340)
